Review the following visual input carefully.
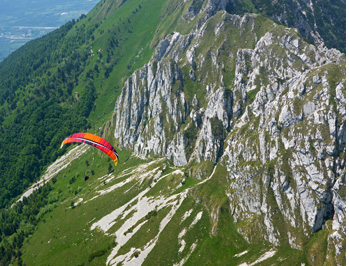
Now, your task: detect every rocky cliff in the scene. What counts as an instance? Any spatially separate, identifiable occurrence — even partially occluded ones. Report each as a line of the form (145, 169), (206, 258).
(183, 0), (345, 52)
(114, 10), (345, 264)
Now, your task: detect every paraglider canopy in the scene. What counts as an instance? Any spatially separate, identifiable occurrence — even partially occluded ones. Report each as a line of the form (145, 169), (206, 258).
(61, 133), (119, 165)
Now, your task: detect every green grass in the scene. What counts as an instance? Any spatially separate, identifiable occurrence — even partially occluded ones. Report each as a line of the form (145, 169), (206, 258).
(188, 208), (263, 266)
(20, 145), (148, 265)
(174, 176), (200, 194)
(145, 168), (183, 197)
(247, 88), (259, 103)
(142, 197), (208, 266)
(96, 0), (183, 124)
(18, 155), (245, 265)
(60, 0), (180, 129)
(304, 229), (329, 265)
(116, 206), (171, 258)
(19, 145), (333, 266)
(22, 202), (115, 266)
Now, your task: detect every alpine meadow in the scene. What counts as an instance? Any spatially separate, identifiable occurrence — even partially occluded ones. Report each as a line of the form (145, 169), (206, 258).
(0, 0), (345, 265)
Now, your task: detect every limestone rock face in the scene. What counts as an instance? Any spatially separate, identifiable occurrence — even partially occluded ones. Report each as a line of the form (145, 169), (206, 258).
(114, 58), (188, 163)
(183, 0), (345, 52)
(114, 11), (345, 263)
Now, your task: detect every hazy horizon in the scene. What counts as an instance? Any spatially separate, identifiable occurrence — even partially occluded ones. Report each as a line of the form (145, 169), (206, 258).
(0, 0), (99, 61)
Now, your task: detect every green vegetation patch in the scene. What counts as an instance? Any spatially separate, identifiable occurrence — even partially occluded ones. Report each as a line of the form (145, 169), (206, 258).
(21, 199), (116, 266)
(116, 205), (171, 259)
(247, 88), (260, 104)
(187, 201), (261, 266)
(304, 228), (329, 265)
(143, 197), (207, 266)
(18, 147), (148, 265)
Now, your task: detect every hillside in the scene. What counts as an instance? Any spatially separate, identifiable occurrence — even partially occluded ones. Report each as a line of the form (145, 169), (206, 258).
(0, 0), (346, 265)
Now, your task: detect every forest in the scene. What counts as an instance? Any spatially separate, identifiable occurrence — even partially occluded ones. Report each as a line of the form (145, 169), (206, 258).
(0, 17), (100, 209)
(0, 180), (56, 265)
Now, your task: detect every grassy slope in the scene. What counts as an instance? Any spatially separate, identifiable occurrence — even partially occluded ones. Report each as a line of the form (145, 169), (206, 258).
(21, 148), (144, 265)
(19, 149), (310, 265)
(20, 150), (241, 265)
(12, 1), (344, 265)
(18, 146), (307, 266)
(70, 0), (194, 129)
(0, 0), (189, 209)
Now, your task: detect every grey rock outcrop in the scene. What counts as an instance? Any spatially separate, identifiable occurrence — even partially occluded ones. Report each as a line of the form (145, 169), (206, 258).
(183, 0), (345, 52)
(114, 11), (345, 263)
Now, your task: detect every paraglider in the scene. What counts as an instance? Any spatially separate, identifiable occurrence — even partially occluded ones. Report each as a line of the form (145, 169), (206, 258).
(60, 133), (119, 165)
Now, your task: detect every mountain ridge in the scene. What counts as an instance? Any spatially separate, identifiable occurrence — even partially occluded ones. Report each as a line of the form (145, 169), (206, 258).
(110, 6), (344, 264)
(0, 0), (345, 265)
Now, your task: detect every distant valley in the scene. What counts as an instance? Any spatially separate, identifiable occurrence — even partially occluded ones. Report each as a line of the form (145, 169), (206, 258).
(0, 0), (99, 61)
